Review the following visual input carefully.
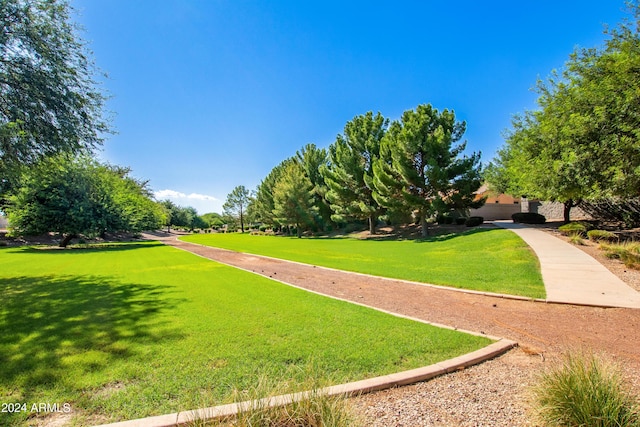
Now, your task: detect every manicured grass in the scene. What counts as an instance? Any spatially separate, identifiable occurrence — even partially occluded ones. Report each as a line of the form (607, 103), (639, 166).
(0, 242), (491, 426)
(181, 228), (545, 299)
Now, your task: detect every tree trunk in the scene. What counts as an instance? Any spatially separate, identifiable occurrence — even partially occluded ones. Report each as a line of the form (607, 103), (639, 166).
(296, 222), (302, 238)
(420, 213), (428, 237)
(563, 200), (574, 224)
(240, 210), (245, 233)
(59, 234), (75, 248)
(369, 213), (376, 235)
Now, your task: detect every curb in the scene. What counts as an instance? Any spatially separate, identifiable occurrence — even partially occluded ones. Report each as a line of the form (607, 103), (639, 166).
(93, 339), (517, 427)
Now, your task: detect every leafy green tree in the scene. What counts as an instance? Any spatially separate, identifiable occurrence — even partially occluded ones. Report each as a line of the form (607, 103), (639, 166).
(0, 0), (109, 200)
(322, 112), (388, 234)
(223, 185), (250, 232)
(373, 104), (483, 236)
(7, 156), (162, 246)
(200, 212), (224, 229)
(273, 161), (316, 238)
(487, 5), (640, 223)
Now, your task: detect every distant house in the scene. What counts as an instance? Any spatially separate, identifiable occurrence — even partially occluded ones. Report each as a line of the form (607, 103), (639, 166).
(469, 184), (591, 221)
(469, 184), (522, 220)
(0, 214), (8, 229)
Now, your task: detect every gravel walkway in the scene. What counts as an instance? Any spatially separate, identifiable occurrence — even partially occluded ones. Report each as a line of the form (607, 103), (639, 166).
(146, 231), (640, 426)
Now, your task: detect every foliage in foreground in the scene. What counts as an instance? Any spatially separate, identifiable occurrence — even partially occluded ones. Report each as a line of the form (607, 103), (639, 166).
(188, 374), (360, 427)
(529, 352), (640, 427)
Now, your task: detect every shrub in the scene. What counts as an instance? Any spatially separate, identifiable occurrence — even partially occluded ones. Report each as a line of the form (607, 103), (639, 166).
(436, 213), (454, 225)
(455, 217), (467, 225)
(568, 233), (585, 245)
(558, 222), (588, 237)
(529, 352), (640, 427)
(512, 212), (546, 224)
(587, 229), (617, 242)
(601, 242), (640, 270)
(259, 225), (269, 232)
(465, 216), (484, 227)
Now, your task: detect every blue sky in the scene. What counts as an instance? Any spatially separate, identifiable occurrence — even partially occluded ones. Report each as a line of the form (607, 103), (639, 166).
(72, 1), (629, 214)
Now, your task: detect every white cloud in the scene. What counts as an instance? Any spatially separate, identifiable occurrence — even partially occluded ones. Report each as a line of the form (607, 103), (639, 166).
(154, 189), (221, 214)
(154, 189), (217, 201)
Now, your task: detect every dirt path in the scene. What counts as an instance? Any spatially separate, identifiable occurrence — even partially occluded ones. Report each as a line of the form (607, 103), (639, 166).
(152, 233), (640, 366)
(144, 232), (640, 425)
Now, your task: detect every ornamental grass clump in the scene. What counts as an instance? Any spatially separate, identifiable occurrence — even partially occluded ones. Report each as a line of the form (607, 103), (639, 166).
(587, 229), (617, 243)
(601, 241), (640, 270)
(188, 373), (361, 427)
(529, 352), (640, 427)
(558, 222), (591, 237)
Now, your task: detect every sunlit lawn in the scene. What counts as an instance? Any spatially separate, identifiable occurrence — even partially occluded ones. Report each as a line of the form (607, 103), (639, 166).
(182, 228), (545, 299)
(0, 242), (492, 426)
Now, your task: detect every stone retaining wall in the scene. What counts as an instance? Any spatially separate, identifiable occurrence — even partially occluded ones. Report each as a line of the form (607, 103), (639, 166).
(529, 201), (592, 221)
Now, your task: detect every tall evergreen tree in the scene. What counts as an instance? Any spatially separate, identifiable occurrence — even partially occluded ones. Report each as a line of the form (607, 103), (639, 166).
(254, 158), (295, 229)
(322, 112), (388, 234)
(273, 161), (315, 238)
(296, 143), (332, 231)
(373, 104), (483, 237)
(223, 185), (250, 232)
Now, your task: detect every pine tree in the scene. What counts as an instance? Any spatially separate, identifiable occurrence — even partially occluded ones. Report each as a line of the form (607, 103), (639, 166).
(273, 161), (316, 238)
(373, 104), (483, 236)
(322, 112), (388, 234)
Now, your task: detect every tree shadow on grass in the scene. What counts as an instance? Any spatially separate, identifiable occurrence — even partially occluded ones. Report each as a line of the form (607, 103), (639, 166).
(17, 241), (166, 253)
(0, 275), (185, 417)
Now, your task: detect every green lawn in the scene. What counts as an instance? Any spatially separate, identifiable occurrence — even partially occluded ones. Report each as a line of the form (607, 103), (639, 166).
(0, 242), (492, 426)
(181, 228), (545, 299)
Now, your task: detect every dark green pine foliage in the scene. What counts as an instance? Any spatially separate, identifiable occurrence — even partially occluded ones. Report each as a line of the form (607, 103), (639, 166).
(373, 104), (483, 237)
(296, 143), (333, 231)
(272, 161), (316, 238)
(322, 112), (388, 234)
(253, 158), (296, 229)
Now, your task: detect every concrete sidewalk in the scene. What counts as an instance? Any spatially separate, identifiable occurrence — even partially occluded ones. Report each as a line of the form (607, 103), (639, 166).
(495, 221), (640, 309)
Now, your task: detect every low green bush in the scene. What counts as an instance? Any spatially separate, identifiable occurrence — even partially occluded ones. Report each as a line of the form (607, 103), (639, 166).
(465, 216), (484, 227)
(437, 214), (454, 225)
(512, 212), (546, 224)
(529, 352), (640, 427)
(587, 229), (617, 242)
